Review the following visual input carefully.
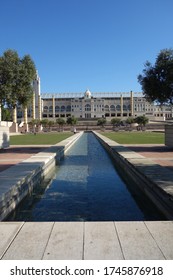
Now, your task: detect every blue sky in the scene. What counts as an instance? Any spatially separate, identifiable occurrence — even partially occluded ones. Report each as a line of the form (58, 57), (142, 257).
(0, 0), (173, 93)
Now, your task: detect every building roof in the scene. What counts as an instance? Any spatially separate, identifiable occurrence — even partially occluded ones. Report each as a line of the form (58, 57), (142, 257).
(41, 92), (143, 99)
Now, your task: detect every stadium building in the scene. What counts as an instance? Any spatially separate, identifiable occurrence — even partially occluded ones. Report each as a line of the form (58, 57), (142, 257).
(17, 72), (173, 122)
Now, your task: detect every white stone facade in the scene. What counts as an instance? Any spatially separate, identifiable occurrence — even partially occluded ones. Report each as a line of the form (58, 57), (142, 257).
(15, 73), (173, 121)
(40, 90), (173, 121)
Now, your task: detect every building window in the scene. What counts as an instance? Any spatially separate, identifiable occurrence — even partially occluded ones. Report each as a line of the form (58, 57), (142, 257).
(61, 105), (66, 112)
(85, 104), (91, 111)
(105, 105), (109, 112)
(116, 105), (121, 111)
(43, 106), (48, 112)
(123, 105), (127, 111)
(49, 106), (53, 112)
(66, 105), (71, 112)
(55, 106), (60, 112)
(110, 105), (115, 111)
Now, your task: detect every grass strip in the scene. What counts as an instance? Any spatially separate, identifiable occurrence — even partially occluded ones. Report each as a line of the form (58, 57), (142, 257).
(101, 131), (164, 144)
(10, 132), (73, 145)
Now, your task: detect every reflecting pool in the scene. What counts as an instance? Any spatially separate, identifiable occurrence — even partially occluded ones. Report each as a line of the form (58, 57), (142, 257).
(7, 132), (165, 221)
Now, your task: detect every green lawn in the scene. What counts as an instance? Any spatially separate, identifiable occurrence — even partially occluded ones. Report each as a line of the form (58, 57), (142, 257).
(10, 132), (73, 145)
(101, 131), (164, 144)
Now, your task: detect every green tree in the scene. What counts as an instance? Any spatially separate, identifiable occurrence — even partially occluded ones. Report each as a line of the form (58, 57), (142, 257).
(0, 49), (36, 120)
(125, 117), (135, 126)
(97, 118), (106, 128)
(138, 48), (173, 104)
(48, 120), (54, 131)
(1, 106), (11, 121)
(40, 118), (49, 130)
(56, 118), (66, 131)
(0, 50), (19, 108)
(111, 118), (121, 130)
(28, 119), (40, 132)
(135, 115), (149, 129)
(66, 116), (78, 126)
(17, 54), (36, 108)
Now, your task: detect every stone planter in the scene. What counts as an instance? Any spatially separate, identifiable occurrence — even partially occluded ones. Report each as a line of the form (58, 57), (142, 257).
(0, 126), (9, 148)
(165, 124), (173, 147)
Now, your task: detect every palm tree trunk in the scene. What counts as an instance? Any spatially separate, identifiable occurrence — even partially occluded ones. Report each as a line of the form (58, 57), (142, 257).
(12, 105), (17, 123)
(0, 104), (1, 122)
(24, 106), (28, 124)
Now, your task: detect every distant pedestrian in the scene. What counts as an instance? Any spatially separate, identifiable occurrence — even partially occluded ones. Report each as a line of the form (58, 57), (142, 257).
(73, 127), (76, 134)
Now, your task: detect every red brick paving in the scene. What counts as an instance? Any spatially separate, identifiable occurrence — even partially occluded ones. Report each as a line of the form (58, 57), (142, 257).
(125, 144), (173, 172)
(0, 146), (48, 172)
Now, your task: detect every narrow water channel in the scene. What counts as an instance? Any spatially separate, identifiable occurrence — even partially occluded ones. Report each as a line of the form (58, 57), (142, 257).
(7, 132), (165, 221)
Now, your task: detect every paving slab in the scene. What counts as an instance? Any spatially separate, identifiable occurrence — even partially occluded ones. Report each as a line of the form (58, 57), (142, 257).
(84, 222), (123, 260)
(0, 222), (23, 258)
(2, 222), (54, 260)
(115, 221), (165, 259)
(0, 221), (173, 260)
(43, 222), (84, 260)
(145, 221), (173, 259)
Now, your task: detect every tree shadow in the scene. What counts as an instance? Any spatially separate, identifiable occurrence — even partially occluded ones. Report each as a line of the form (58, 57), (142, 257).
(126, 145), (173, 153)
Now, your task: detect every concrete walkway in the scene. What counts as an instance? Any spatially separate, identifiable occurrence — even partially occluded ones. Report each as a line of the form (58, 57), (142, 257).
(0, 145), (50, 172)
(124, 144), (173, 172)
(0, 221), (173, 260)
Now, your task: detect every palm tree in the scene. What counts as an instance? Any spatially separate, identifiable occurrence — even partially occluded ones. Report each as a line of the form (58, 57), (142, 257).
(97, 118), (107, 130)
(48, 120), (55, 132)
(40, 119), (49, 131)
(56, 118), (66, 132)
(66, 116), (78, 132)
(111, 118), (121, 131)
(135, 115), (149, 130)
(28, 119), (40, 133)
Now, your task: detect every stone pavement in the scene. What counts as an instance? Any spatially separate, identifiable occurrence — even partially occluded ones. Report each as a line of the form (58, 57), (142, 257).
(0, 221), (173, 259)
(124, 144), (173, 172)
(0, 145), (50, 173)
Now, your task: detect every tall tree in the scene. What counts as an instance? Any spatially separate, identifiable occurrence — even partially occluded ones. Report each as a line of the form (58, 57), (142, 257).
(0, 49), (36, 120)
(0, 49), (19, 108)
(17, 54), (36, 108)
(66, 116), (78, 126)
(138, 48), (173, 105)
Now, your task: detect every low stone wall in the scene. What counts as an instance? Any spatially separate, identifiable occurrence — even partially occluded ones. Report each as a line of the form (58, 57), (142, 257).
(0, 132), (83, 221)
(165, 125), (173, 147)
(0, 126), (9, 149)
(94, 131), (173, 219)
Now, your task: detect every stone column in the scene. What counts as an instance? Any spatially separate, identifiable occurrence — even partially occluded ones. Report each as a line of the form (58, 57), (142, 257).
(0, 104), (1, 123)
(120, 94), (123, 117)
(38, 96), (42, 121)
(10, 105), (18, 133)
(23, 106), (28, 132)
(24, 107), (28, 124)
(13, 106), (17, 123)
(130, 90), (134, 117)
(52, 96), (55, 118)
(32, 93), (36, 119)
